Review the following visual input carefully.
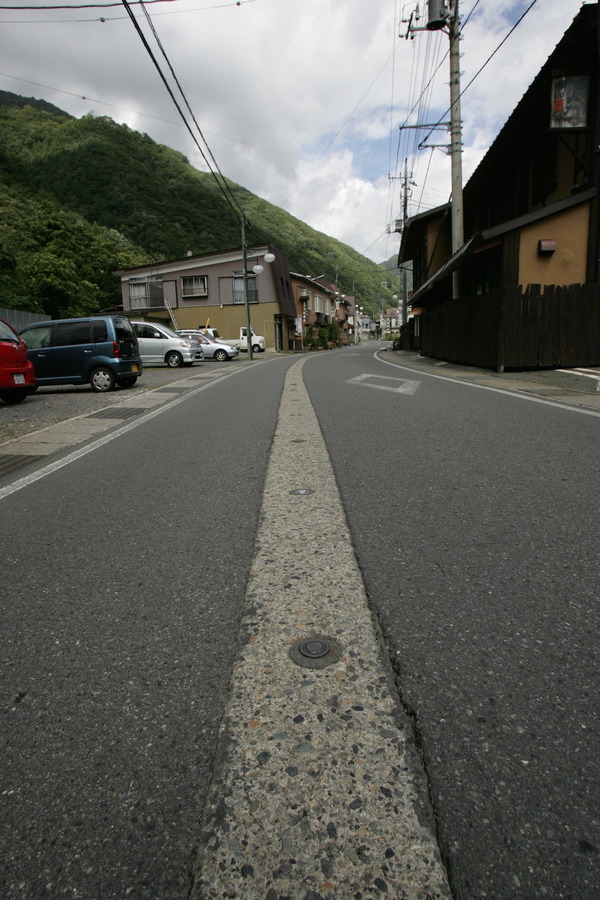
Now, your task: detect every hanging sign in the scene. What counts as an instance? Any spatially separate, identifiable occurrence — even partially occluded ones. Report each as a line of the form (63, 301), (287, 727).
(550, 75), (589, 129)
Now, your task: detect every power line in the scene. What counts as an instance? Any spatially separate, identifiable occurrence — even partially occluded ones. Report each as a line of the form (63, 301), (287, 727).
(0, 70), (370, 183)
(120, 0), (244, 224)
(0, 1), (177, 8)
(278, 50), (395, 210)
(0, 0), (256, 23)
(135, 0), (242, 217)
(419, 0), (540, 148)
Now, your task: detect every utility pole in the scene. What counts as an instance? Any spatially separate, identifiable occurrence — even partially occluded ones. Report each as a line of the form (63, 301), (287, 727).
(387, 159), (413, 324)
(448, 0), (464, 299)
(401, 158), (410, 324)
(240, 214), (254, 361)
(403, 0), (464, 299)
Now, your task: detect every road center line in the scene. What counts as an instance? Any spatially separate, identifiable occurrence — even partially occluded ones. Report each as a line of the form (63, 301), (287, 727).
(191, 357), (451, 899)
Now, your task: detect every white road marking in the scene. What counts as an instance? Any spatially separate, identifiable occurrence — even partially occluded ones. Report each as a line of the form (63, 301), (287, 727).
(347, 372), (421, 394)
(0, 368), (245, 502)
(559, 369), (600, 390)
(376, 352), (600, 416)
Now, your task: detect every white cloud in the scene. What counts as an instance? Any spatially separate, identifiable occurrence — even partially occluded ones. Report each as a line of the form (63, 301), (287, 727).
(0, 0), (589, 263)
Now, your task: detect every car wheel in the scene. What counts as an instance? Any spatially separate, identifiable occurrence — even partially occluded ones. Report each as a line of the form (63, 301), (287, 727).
(214, 348), (228, 361)
(89, 367), (116, 392)
(252, 344), (261, 353)
(0, 388), (28, 404)
(117, 376), (137, 388)
(166, 351), (183, 368)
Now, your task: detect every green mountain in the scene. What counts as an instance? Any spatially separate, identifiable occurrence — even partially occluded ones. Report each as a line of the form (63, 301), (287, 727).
(0, 91), (401, 320)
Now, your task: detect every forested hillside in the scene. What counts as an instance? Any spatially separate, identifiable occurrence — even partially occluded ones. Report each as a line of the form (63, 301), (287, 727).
(0, 92), (400, 319)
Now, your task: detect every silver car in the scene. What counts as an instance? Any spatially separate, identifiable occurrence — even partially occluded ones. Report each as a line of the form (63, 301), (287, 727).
(132, 322), (203, 368)
(177, 331), (239, 361)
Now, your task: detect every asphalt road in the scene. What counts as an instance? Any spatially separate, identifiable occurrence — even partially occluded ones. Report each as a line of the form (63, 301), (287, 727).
(0, 355), (298, 899)
(303, 345), (600, 899)
(0, 360), (243, 445)
(1, 347), (599, 899)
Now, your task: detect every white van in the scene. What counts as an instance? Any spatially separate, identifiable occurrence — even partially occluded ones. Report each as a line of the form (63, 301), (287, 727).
(132, 322), (203, 368)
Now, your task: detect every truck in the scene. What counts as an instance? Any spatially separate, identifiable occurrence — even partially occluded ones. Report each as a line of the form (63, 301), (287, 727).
(195, 326), (266, 353)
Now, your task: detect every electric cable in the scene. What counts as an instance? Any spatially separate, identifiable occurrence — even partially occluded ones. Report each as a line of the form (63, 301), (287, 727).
(0, 0), (175, 7)
(277, 50), (396, 210)
(419, 0), (539, 148)
(135, 0), (243, 218)
(120, 0), (245, 225)
(0, 0), (256, 24)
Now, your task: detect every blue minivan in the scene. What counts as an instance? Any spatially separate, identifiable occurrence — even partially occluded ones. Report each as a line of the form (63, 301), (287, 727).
(20, 316), (142, 392)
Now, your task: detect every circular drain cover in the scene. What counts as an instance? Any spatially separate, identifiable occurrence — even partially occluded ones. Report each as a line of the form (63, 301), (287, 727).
(289, 488), (314, 495)
(299, 639), (330, 658)
(289, 636), (341, 669)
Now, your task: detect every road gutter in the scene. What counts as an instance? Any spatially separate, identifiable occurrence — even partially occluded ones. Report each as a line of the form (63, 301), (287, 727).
(191, 358), (451, 899)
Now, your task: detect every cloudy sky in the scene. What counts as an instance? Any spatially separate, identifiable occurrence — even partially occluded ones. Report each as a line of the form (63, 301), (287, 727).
(0, 0), (589, 262)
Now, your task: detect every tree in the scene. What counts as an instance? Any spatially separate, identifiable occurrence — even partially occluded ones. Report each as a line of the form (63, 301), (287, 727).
(19, 252), (102, 319)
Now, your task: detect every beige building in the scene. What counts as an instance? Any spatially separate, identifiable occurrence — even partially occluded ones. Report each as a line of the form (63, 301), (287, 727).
(114, 244), (298, 351)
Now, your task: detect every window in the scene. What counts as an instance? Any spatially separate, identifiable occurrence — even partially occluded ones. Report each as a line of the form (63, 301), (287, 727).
(314, 296), (323, 314)
(112, 318), (134, 342)
(135, 323), (162, 339)
(128, 277), (164, 310)
(0, 320), (18, 342)
(55, 322), (91, 346)
(233, 274), (258, 304)
(22, 325), (52, 349)
(92, 320), (109, 341)
(181, 275), (208, 298)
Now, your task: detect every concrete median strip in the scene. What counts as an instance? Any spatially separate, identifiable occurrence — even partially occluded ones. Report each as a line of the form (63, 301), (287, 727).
(191, 358), (451, 899)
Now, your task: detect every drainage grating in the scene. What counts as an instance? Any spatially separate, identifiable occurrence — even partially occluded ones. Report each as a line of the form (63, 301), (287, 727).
(88, 407), (146, 420)
(0, 454), (47, 477)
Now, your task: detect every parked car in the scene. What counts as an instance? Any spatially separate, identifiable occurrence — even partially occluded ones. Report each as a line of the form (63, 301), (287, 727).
(177, 330), (240, 361)
(20, 316), (142, 393)
(132, 322), (203, 367)
(0, 317), (37, 404)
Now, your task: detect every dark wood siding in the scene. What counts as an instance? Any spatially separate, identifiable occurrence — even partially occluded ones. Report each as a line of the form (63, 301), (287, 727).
(419, 284), (600, 370)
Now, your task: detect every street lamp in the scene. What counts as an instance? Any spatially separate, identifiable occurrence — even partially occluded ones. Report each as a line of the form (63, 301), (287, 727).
(355, 305), (364, 343)
(392, 294), (399, 340)
(240, 216), (275, 360)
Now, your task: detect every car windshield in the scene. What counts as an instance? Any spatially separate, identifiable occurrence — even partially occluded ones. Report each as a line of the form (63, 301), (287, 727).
(0, 320), (19, 342)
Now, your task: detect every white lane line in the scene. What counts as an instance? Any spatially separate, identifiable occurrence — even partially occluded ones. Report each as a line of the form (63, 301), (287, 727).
(375, 352), (600, 417)
(347, 373), (421, 394)
(559, 369), (600, 390)
(0, 369), (244, 502)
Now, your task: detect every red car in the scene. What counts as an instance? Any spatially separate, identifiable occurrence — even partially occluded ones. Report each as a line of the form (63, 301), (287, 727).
(0, 317), (37, 404)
